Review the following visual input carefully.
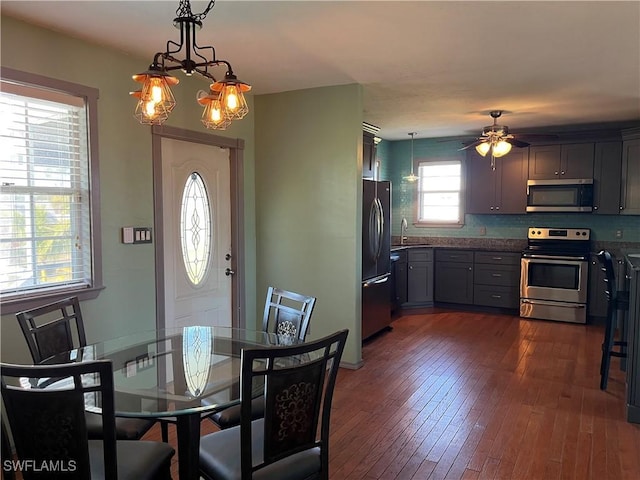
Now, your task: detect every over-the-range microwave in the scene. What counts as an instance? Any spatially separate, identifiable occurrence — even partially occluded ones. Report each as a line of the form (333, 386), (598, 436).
(526, 178), (594, 213)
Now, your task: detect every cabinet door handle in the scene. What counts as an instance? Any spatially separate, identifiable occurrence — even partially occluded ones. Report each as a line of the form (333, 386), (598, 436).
(491, 273), (502, 277)
(555, 171), (559, 175)
(561, 171), (565, 175)
(593, 206), (598, 211)
(495, 206), (500, 210)
(468, 267), (472, 271)
(491, 295), (502, 299)
(492, 257), (503, 261)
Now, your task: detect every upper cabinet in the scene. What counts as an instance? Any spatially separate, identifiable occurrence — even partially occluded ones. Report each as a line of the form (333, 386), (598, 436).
(362, 131), (376, 179)
(593, 142), (622, 214)
(528, 143), (594, 180)
(620, 135), (640, 215)
(466, 148), (528, 214)
(362, 122), (381, 180)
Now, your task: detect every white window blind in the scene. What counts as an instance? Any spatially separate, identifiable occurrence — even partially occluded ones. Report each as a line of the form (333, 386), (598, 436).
(0, 81), (93, 298)
(417, 160), (462, 224)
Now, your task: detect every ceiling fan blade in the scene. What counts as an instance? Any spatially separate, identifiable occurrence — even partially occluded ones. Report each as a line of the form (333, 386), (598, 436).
(458, 139), (483, 151)
(513, 133), (559, 140)
(505, 138), (530, 148)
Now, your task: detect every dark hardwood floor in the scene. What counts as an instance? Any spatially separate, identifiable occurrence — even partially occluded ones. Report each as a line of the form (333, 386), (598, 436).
(146, 308), (640, 479)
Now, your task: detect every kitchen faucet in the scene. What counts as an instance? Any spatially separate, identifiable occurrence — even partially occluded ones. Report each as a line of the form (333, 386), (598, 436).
(400, 217), (408, 245)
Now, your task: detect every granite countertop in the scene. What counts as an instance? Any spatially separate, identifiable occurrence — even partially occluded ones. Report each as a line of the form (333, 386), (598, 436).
(391, 237), (526, 253)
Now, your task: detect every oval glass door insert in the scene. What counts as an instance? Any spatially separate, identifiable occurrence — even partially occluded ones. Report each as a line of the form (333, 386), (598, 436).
(180, 172), (212, 286)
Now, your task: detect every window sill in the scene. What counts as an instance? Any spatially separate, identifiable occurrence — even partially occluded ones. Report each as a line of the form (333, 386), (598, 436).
(413, 222), (465, 229)
(0, 285), (105, 315)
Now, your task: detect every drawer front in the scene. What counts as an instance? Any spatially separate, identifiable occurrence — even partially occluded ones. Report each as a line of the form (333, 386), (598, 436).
(393, 249), (408, 262)
(474, 285), (519, 309)
(435, 249), (474, 263)
(474, 251), (520, 266)
(474, 264), (520, 287)
(408, 248), (433, 262)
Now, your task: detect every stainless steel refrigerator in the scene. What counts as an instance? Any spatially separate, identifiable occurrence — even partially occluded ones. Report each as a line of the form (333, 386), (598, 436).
(362, 179), (392, 340)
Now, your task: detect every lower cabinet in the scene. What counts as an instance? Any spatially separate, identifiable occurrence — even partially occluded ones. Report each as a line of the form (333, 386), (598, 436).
(435, 250), (474, 304)
(473, 252), (520, 309)
(407, 248), (434, 304)
(391, 250), (408, 313)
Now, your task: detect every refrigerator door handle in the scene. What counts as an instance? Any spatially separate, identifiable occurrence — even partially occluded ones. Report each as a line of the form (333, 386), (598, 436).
(363, 274), (390, 287)
(368, 198), (383, 262)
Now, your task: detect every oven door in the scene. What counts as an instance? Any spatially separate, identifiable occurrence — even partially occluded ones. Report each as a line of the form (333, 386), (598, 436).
(520, 255), (588, 304)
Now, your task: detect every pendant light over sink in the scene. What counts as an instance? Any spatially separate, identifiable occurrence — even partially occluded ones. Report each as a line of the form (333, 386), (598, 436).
(404, 132), (419, 183)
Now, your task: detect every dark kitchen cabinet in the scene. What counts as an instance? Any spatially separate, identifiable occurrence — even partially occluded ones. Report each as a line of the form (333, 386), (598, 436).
(528, 143), (594, 180)
(407, 248), (434, 304)
(620, 136), (640, 215)
(473, 252), (520, 309)
(363, 130), (376, 179)
(466, 148), (528, 214)
(593, 142), (622, 214)
(435, 249), (473, 304)
(391, 250), (408, 312)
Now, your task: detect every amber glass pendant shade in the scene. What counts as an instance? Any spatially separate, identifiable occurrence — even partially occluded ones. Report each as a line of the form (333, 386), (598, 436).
(475, 142), (491, 157)
(492, 140), (512, 157)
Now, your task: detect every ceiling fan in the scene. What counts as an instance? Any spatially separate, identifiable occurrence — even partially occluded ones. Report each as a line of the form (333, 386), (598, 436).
(459, 110), (553, 169)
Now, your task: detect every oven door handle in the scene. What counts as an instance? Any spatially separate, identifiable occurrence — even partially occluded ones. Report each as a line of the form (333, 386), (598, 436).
(521, 299), (586, 309)
(522, 254), (587, 261)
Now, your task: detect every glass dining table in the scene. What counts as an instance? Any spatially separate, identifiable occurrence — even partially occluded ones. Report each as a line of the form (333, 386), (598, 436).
(41, 326), (291, 480)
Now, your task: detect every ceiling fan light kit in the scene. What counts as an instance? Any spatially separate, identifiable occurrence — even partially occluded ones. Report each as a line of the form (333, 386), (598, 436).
(130, 0), (250, 130)
(463, 110), (535, 170)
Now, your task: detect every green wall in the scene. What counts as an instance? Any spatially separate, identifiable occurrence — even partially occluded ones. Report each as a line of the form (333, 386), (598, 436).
(254, 85), (364, 366)
(0, 16), (257, 363)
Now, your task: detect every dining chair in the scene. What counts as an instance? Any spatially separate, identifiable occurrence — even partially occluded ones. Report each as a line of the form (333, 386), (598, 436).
(15, 296), (157, 441)
(198, 328), (348, 480)
(1, 360), (175, 480)
(207, 286), (317, 430)
(596, 250), (630, 390)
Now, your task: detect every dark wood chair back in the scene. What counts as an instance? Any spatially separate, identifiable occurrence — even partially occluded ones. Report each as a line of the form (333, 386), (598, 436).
(1, 360), (118, 479)
(16, 296), (87, 363)
(262, 286), (316, 342)
(596, 250), (629, 390)
(239, 329), (348, 479)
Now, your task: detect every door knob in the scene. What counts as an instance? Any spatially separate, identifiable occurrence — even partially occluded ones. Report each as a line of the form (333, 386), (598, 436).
(225, 268), (235, 276)
(225, 253), (232, 261)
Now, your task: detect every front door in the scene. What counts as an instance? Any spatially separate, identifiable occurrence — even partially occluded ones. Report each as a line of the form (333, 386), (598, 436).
(152, 126), (245, 331)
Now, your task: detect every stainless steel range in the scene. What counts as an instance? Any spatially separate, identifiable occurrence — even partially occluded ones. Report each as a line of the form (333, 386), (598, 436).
(520, 227), (591, 324)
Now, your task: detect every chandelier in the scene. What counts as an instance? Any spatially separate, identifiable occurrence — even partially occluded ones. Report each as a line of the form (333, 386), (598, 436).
(130, 0), (250, 130)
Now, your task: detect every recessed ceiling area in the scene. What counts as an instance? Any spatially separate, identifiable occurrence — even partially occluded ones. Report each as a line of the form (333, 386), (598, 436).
(2, 1), (639, 140)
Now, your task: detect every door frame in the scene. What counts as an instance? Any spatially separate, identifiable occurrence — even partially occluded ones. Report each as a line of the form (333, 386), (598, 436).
(151, 125), (246, 331)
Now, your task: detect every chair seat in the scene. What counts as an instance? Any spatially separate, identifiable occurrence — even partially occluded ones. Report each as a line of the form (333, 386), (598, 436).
(85, 412), (155, 440)
(199, 418), (321, 480)
(89, 440), (174, 480)
(207, 396), (265, 430)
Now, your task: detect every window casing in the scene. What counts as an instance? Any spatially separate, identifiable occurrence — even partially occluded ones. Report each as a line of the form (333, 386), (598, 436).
(0, 68), (102, 313)
(415, 160), (463, 226)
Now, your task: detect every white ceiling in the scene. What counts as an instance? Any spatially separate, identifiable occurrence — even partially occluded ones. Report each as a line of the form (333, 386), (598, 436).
(3, 1), (639, 140)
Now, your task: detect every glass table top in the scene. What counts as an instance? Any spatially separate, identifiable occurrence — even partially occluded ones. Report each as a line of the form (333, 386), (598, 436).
(39, 326), (292, 417)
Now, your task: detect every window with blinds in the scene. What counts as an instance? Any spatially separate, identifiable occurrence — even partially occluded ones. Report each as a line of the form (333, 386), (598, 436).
(416, 160), (463, 225)
(0, 77), (95, 299)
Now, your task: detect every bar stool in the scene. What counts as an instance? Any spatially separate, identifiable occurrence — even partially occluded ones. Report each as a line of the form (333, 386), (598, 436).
(596, 250), (629, 390)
